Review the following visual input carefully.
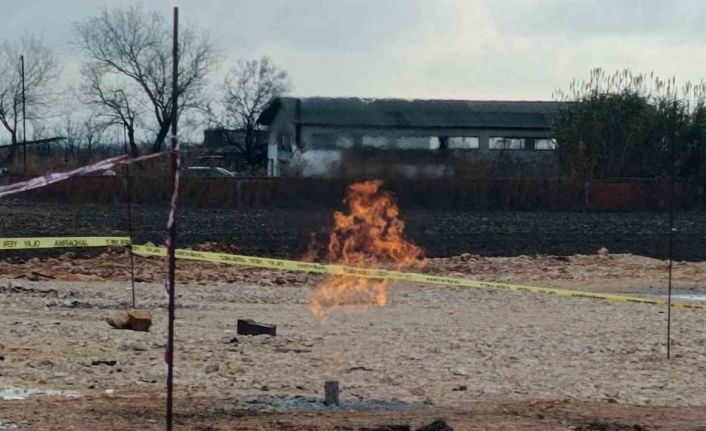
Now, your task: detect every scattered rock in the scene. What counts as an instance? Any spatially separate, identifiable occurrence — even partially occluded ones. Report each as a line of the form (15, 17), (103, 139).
(451, 367), (468, 376)
(27, 359), (54, 369)
(107, 312), (130, 330)
(452, 385), (467, 391)
(598, 247), (610, 256)
(346, 366), (374, 373)
(416, 420), (453, 431)
(459, 253), (478, 261)
(360, 426), (410, 431)
(31, 271), (55, 280)
(0, 419), (18, 430)
(237, 319), (276, 336)
(62, 299), (81, 308)
(0, 284), (58, 297)
(409, 387), (425, 397)
(107, 309), (152, 332)
(274, 347), (311, 354)
(573, 421), (644, 431)
(205, 364), (220, 374)
(91, 360), (117, 367)
(127, 309), (152, 331)
(128, 343), (148, 352)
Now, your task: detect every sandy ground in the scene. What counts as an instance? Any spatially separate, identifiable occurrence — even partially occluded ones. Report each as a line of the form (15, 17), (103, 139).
(1, 255), (706, 429)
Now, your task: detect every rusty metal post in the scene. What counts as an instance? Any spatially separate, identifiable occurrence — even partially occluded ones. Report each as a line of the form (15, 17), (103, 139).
(123, 125), (136, 308)
(166, 6), (179, 431)
(324, 380), (340, 406)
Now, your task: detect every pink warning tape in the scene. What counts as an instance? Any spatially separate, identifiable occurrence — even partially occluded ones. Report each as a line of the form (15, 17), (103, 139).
(164, 136), (181, 295)
(0, 152), (168, 198)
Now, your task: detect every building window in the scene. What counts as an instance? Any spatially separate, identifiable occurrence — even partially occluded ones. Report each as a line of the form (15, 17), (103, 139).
(534, 138), (557, 150)
(489, 137), (526, 150)
(428, 137), (441, 150)
(391, 136), (440, 150)
(277, 134), (291, 152)
(362, 135), (390, 148)
(336, 136), (355, 149)
(447, 137), (479, 150)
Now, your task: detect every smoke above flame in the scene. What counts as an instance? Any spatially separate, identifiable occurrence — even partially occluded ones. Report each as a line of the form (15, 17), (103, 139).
(308, 180), (425, 319)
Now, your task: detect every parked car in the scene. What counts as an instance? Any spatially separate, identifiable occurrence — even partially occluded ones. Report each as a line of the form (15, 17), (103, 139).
(184, 166), (236, 177)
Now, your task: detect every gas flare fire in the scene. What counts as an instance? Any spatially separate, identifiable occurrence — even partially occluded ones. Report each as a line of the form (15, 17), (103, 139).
(308, 180), (425, 318)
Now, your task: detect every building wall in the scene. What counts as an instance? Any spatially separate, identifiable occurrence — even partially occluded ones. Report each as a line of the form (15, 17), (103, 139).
(266, 110), (558, 177)
(266, 99), (299, 176)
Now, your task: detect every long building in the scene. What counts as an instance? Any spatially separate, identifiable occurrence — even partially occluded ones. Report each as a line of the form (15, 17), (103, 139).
(257, 97), (565, 177)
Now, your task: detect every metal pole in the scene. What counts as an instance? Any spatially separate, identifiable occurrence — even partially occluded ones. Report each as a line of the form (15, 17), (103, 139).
(123, 125), (137, 308)
(166, 7), (179, 431)
(21, 55), (26, 174)
(666, 100), (676, 359)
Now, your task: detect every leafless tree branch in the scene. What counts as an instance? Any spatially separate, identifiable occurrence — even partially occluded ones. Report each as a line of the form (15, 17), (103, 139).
(0, 35), (59, 164)
(221, 56), (291, 166)
(74, 5), (216, 153)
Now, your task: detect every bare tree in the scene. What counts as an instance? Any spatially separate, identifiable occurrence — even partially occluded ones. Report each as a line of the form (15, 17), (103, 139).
(0, 36), (58, 163)
(53, 112), (110, 163)
(80, 63), (140, 156)
(221, 56), (291, 167)
(74, 5), (215, 153)
(54, 114), (82, 162)
(82, 113), (106, 161)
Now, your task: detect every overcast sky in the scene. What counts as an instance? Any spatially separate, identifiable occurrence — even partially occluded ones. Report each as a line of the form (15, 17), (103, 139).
(2, 0), (706, 101)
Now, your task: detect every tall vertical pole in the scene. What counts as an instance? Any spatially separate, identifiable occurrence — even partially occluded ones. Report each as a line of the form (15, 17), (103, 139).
(123, 125), (137, 308)
(666, 99), (676, 359)
(166, 7), (179, 431)
(21, 55), (27, 174)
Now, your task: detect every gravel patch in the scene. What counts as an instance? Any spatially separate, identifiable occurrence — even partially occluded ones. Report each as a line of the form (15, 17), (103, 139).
(1, 278), (704, 408)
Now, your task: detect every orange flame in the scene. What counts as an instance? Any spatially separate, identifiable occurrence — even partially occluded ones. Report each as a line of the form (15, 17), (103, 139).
(309, 180), (425, 319)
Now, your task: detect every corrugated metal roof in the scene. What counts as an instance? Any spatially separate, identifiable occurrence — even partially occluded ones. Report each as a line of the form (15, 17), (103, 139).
(258, 97), (565, 129)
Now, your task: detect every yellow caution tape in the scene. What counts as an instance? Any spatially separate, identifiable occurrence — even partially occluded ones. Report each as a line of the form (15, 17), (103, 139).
(0, 236), (131, 250)
(1, 236), (701, 311)
(131, 244), (706, 312)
